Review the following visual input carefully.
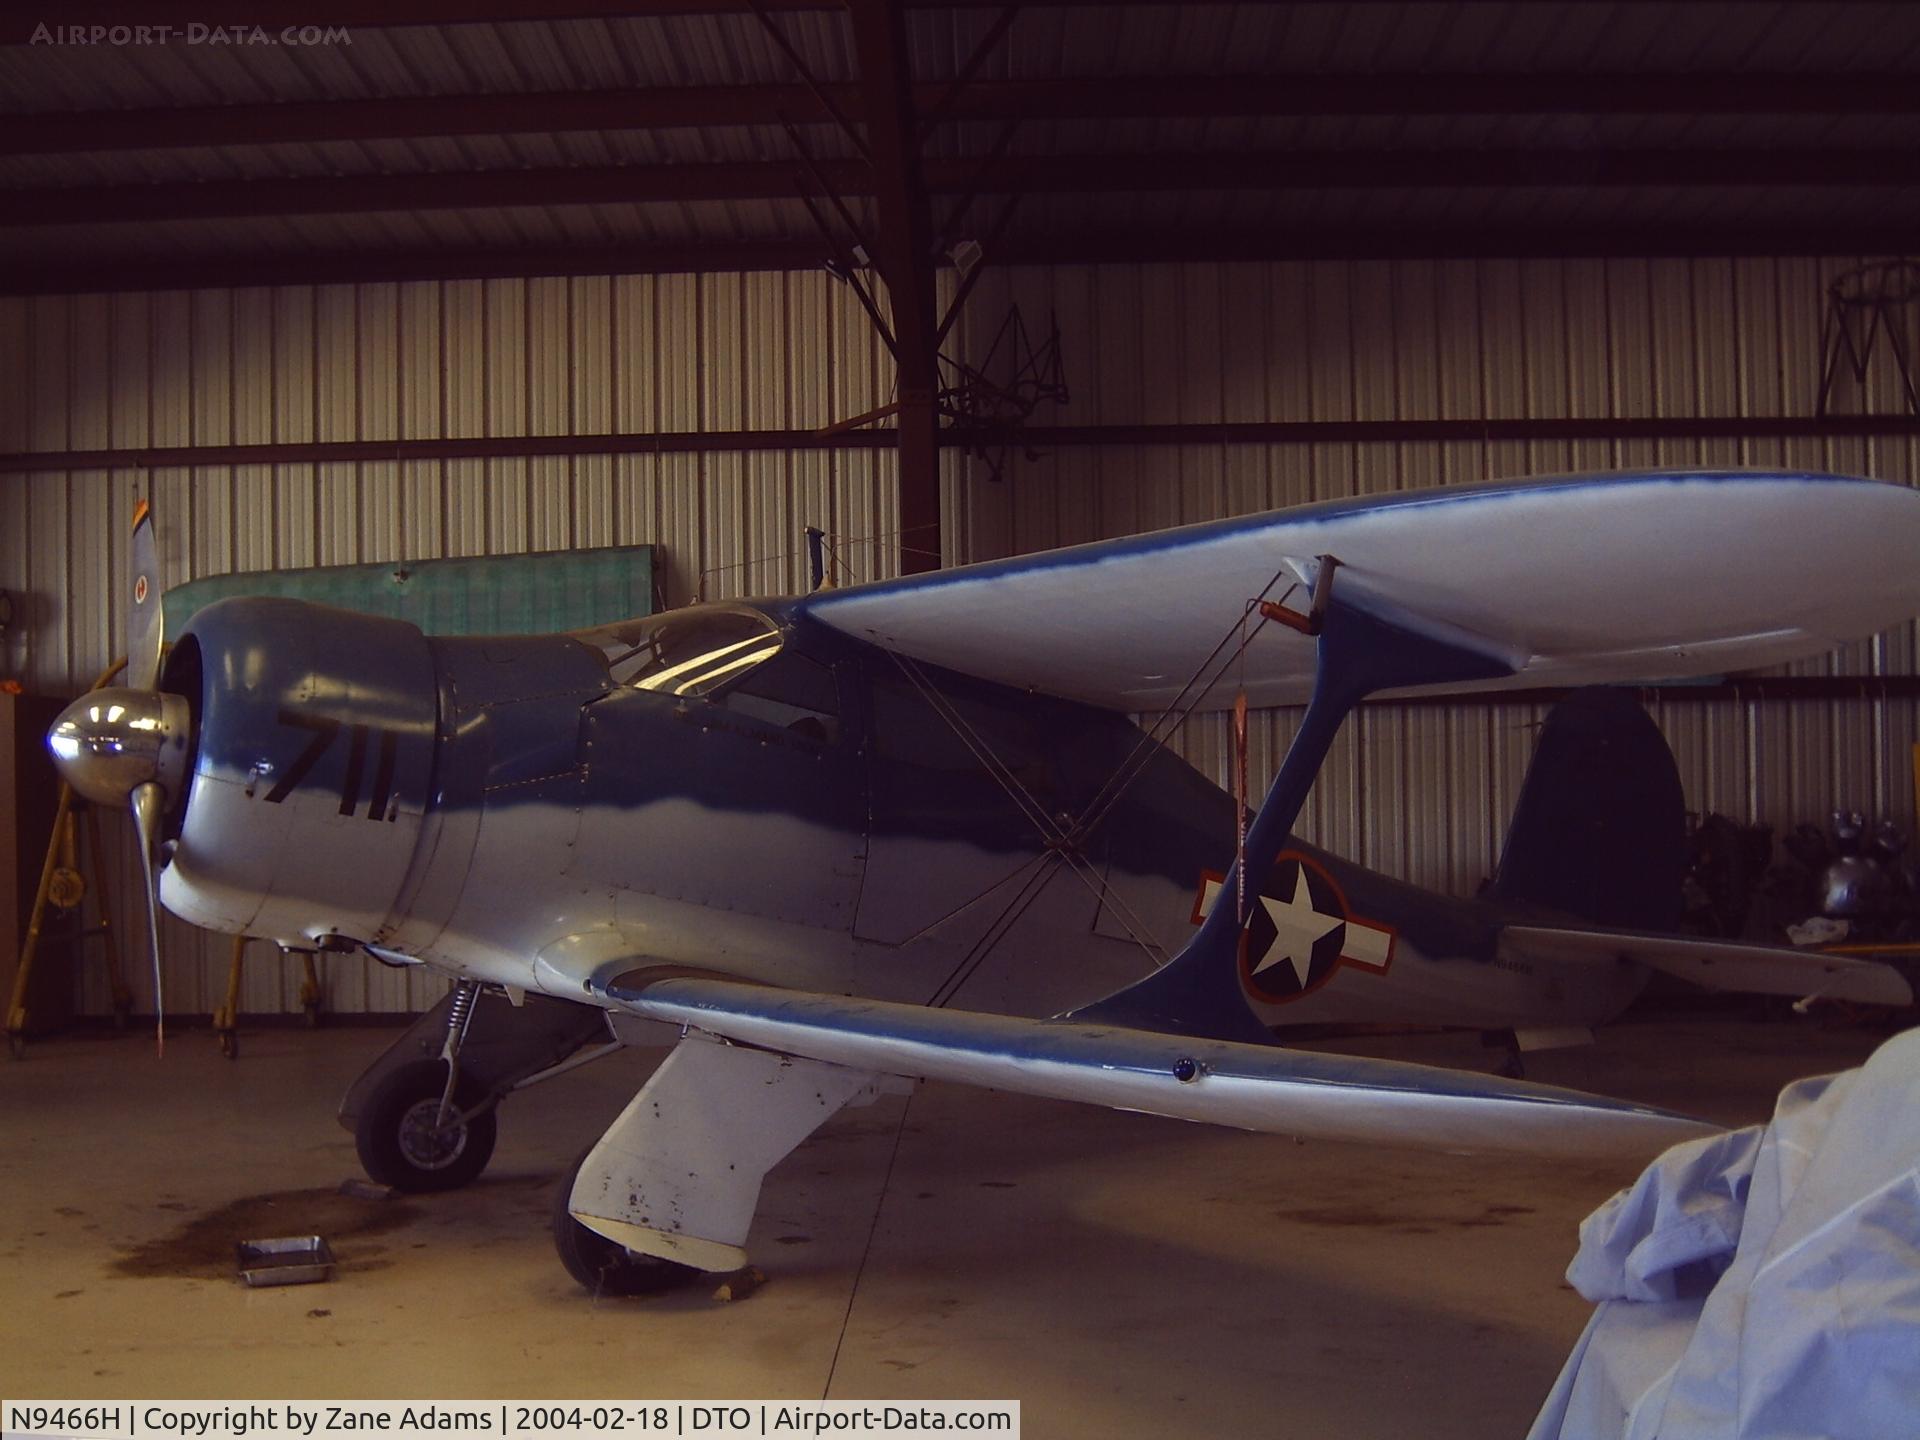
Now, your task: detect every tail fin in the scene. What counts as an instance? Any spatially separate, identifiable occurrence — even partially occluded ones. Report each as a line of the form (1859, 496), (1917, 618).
(1486, 688), (1685, 931)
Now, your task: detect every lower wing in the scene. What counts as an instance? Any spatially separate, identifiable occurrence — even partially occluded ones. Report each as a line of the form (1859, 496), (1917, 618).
(596, 972), (1713, 1161)
(1501, 926), (1914, 1007)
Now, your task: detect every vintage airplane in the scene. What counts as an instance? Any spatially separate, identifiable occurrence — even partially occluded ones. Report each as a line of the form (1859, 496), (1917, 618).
(44, 470), (1920, 1295)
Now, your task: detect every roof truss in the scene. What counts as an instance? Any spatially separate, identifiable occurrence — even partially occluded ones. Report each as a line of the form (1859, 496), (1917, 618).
(8, 73), (1917, 157)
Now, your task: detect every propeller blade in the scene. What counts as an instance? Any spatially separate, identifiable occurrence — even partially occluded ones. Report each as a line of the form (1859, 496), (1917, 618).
(127, 496), (163, 691)
(129, 780), (168, 1058)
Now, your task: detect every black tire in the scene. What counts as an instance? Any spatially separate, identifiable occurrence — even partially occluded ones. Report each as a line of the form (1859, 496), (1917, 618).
(551, 1145), (700, 1298)
(355, 1059), (498, 1193)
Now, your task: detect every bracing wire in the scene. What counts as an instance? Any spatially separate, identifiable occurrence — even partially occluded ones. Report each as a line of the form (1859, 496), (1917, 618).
(1072, 566), (1299, 844)
(888, 651), (1171, 967)
(928, 853), (1067, 1009)
(876, 560), (1313, 1003)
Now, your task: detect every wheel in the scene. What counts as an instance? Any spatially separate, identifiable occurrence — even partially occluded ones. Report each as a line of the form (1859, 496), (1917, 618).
(354, 1059), (498, 1193)
(552, 1145), (700, 1298)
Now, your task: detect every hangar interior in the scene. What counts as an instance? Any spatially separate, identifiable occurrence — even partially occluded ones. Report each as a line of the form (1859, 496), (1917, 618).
(2, 3), (1919, 1435)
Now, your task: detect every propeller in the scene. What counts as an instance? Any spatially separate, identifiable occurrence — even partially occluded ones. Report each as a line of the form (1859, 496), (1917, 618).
(45, 491), (188, 1055)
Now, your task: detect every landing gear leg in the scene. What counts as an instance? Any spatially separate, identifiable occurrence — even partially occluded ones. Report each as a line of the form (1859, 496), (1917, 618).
(551, 1145), (699, 1298)
(353, 980), (498, 1193)
(432, 978), (482, 1125)
(339, 987), (617, 1193)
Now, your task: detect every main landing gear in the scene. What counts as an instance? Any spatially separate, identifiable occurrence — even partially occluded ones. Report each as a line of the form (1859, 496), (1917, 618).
(339, 979), (617, 1194)
(341, 980), (709, 1294)
(341, 981), (709, 1293)
(355, 1055), (499, 1192)
(353, 980), (497, 1192)
(550, 1144), (699, 1297)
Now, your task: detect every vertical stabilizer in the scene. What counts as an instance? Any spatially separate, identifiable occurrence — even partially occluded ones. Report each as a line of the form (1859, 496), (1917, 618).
(1487, 688), (1686, 931)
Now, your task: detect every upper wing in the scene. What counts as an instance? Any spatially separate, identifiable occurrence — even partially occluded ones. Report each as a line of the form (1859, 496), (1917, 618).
(803, 471), (1920, 711)
(1502, 926), (1915, 1007)
(601, 973), (1714, 1161)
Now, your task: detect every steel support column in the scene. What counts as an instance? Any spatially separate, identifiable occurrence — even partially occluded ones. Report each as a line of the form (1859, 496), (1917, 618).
(848, 0), (942, 574)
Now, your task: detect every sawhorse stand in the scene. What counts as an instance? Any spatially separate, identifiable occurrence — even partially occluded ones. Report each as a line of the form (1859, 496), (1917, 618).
(214, 936), (324, 1059)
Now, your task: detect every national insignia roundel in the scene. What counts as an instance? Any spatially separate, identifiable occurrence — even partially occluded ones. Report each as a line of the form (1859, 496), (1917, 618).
(1190, 851), (1397, 1005)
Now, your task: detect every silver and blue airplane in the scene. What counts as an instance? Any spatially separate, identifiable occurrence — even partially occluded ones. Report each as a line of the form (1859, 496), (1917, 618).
(44, 471), (1920, 1294)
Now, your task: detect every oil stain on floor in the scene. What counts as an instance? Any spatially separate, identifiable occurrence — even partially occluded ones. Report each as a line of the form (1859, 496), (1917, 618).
(113, 1189), (422, 1282)
(1275, 1200), (1538, 1236)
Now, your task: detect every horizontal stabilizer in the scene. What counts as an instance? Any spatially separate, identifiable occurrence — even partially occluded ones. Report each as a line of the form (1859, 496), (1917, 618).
(601, 975), (1714, 1161)
(1502, 926), (1914, 1007)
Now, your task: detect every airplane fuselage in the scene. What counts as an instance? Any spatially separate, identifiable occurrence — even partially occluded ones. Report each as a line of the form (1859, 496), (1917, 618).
(155, 596), (1646, 1035)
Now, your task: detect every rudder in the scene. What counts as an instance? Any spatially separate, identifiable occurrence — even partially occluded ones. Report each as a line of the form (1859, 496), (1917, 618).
(1487, 687), (1685, 931)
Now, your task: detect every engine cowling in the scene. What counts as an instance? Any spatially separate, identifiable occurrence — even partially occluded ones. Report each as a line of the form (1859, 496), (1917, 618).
(159, 597), (439, 948)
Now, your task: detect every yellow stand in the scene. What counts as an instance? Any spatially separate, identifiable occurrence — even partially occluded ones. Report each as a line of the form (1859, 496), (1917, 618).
(8, 661), (135, 1056)
(213, 938), (325, 1059)
(213, 934), (247, 1060)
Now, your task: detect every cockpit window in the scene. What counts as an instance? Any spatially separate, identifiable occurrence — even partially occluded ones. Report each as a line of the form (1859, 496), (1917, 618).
(576, 605), (782, 696)
(721, 652), (840, 743)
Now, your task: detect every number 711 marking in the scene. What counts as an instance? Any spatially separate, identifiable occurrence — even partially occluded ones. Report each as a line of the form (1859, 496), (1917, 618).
(264, 709), (401, 820)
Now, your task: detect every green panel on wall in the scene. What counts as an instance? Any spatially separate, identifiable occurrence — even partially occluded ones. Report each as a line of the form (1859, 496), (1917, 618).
(162, 546), (654, 638)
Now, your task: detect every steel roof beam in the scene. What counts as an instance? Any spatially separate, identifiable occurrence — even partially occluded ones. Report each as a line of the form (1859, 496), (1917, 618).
(5, 3), (870, 34)
(12, 147), (1919, 228)
(9, 162), (846, 225)
(6, 413), (1917, 478)
(9, 222), (1920, 295)
(0, 86), (842, 155)
(950, 72), (1920, 120)
(975, 148), (1920, 192)
(12, 223), (1920, 297)
(0, 241), (838, 293)
(996, 223), (1920, 264)
(2, 0), (1136, 38)
(12, 73), (1919, 158)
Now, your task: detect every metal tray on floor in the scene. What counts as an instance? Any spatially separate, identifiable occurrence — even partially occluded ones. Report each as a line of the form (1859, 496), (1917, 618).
(236, 1235), (336, 1287)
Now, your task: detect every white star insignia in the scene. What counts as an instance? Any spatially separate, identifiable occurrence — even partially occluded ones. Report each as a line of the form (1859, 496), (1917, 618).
(1250, 866), (1345, 987)
(1194, 859), (1396, 998)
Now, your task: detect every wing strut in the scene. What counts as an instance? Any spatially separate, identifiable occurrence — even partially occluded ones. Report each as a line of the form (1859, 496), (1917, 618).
(1068, 569), (1516, 1042)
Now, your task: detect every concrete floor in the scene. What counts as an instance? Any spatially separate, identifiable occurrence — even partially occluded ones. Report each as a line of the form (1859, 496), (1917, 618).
(0, 1011), (1898, 1435)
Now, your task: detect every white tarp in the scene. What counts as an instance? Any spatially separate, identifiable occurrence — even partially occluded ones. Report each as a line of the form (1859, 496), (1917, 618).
(1530, 1027), (1920, 1438)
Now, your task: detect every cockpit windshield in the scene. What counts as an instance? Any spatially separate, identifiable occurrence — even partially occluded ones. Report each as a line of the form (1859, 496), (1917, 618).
(575, 604), (783, 696)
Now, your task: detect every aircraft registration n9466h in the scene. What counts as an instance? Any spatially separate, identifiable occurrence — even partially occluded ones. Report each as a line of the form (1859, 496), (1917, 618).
(44, 469), (1920, 1289)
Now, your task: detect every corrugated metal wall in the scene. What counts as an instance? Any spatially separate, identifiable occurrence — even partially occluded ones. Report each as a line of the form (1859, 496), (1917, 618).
(0, 271), (900, 1018)
(944, 257), (1920, 900)
(4, 254), (1918, 1017)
